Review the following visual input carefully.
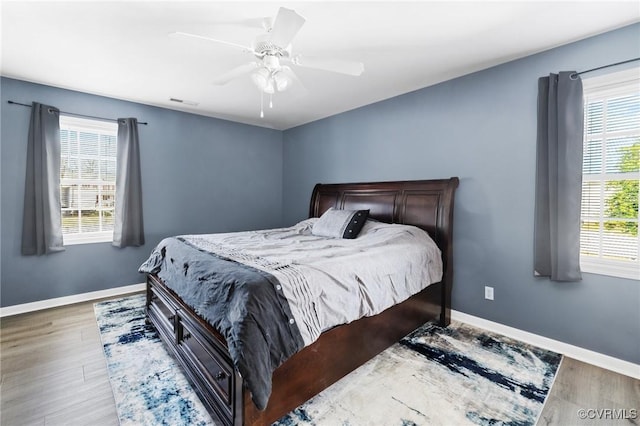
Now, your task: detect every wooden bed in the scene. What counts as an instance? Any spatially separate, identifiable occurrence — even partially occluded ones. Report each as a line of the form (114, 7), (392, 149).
(145, 177), (459, 426)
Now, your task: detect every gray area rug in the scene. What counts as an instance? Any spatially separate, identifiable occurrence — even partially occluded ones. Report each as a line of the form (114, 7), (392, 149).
(95, 294), (562, 425)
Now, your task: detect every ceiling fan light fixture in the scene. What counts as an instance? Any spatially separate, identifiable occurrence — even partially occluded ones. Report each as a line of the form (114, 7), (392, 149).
(251, 67), (270, 92)
(263, 55), (280, 70)
(263, 80), (275, 94)
(273, 71), (292, 92)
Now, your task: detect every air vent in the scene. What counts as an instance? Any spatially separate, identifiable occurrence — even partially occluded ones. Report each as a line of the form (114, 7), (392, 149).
(169, 98), (199, 106)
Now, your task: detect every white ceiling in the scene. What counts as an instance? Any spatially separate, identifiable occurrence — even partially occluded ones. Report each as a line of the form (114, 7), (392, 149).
(2, 1), (639, 130)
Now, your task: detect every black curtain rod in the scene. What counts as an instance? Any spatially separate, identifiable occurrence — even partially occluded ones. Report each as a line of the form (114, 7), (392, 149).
(7, 101), (148, 125)
(571, 57), (640, 79)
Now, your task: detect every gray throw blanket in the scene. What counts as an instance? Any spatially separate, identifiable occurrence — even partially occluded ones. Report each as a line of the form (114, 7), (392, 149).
(138, 237), (304, 410)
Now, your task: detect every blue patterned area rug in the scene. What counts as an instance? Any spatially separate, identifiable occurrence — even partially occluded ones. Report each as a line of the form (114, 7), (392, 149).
(95, 294), (562, 426)
(94, 294), (212, 426)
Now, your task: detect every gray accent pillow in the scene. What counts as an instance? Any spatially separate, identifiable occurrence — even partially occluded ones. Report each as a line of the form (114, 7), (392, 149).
(312, 208), (369, 239)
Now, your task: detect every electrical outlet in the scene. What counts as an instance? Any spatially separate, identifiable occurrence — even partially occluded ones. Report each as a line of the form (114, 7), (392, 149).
(484, 286), (494, 301)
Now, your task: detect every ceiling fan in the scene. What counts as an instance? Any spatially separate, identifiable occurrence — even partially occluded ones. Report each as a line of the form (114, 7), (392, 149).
(172, 7), (365, 117)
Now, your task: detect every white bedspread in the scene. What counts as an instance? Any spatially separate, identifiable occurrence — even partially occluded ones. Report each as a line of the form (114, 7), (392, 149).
(182, 218), (442, 346)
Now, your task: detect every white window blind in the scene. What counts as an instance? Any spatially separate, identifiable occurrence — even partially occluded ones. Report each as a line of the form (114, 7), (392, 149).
(60, 115), (118, 244)
(581, 68), (640, 280)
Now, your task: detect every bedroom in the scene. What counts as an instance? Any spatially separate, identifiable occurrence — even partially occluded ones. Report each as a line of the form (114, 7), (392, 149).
(1, 1), (639, 425)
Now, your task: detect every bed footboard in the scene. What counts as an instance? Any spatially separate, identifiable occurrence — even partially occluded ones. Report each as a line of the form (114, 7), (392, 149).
(146, 274), (243, 425)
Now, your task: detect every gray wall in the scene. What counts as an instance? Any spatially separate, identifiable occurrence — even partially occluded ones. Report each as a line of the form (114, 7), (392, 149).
(1, 77), (283, 306)
(282, 24), (640, 364)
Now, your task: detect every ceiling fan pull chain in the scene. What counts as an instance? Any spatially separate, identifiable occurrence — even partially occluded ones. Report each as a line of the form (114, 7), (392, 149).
(260, 91), (265, 118)
(269, 93), (273, 109)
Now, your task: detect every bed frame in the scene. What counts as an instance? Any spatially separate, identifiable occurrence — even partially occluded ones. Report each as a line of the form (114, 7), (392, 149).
(145, 177), (459, 425)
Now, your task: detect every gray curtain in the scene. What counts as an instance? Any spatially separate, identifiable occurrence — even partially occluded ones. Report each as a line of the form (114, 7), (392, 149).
(113, 118), (145, 247)
(21, 102), (65, 255)
(534, 72), (584, 281)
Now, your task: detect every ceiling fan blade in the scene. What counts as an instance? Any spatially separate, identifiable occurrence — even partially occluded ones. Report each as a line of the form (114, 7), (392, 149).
(268, 7), (306, 47)
(292, 55), (364, 76)
(212, 62), (259, 85)
(170, 31), (253, 53)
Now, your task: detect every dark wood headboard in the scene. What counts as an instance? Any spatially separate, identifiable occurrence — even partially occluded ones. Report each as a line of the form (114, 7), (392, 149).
(309, 178), (458, 255)
(309, 177), (459, 324)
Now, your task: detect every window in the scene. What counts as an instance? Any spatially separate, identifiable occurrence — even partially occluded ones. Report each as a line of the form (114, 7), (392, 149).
(581, 68), (639, 280)
(60, 115), (118, 244)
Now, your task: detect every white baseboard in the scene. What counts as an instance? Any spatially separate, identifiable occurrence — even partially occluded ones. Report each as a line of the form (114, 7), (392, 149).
(451, 310), (640, 380)
(0, 283), (146, 318)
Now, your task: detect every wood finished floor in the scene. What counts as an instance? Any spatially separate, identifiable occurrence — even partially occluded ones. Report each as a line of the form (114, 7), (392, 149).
(1, 295), (638, 426)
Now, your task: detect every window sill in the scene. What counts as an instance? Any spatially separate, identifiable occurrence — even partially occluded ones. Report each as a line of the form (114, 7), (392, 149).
(581, 258), (640, 280)
(63, 233), (113, 246)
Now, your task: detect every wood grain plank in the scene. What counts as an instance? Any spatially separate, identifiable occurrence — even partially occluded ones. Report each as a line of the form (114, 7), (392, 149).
(539, 357), (640, 425)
